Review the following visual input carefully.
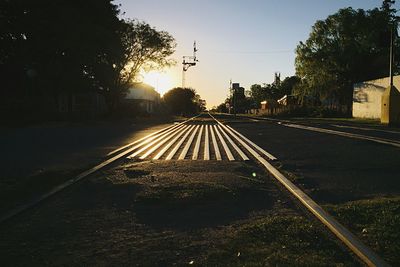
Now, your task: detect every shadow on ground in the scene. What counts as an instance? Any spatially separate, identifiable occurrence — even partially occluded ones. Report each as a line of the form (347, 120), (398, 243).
(134, 184), (274, 229)
(117, 161), (276, 230)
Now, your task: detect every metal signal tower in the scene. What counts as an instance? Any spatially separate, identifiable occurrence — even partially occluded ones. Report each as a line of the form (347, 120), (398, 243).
(182, 41), (198, 87)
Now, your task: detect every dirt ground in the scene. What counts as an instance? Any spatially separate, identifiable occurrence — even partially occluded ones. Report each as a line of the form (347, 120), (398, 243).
(0, 160), (359, 266)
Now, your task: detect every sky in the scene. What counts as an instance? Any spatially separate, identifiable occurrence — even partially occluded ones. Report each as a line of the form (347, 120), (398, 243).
(115, 0), (399, 108)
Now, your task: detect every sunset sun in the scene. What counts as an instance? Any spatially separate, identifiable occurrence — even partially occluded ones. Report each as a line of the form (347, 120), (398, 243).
(142, 71), (175, 95)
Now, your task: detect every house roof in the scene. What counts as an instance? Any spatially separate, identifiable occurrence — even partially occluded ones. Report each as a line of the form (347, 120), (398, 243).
(125, 82), (160, 101)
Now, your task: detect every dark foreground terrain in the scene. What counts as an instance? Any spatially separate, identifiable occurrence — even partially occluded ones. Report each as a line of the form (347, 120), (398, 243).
(1, 113), (399, 265)
(0, 160), (358, 266)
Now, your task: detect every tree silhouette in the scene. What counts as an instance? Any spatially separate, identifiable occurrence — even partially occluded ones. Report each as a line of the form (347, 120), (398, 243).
(0, 1), (178, 120)
(163, 87), (199, 116)
(0, 0), (124, 119)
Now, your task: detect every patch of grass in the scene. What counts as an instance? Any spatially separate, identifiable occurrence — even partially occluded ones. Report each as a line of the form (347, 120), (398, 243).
(324, 197), (400, 265)
(202, 215), (358, 266)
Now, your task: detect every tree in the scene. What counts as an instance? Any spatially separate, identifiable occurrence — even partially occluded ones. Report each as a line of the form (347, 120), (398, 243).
(102, 20), (177, 112)
(249, 84), (264, 108)
(248, 75), (300, 107)
(194, 94), (207, 112)
(118, 20), (176, 87)
(163, 87), (199, 116)
(0, 0), (124, 117)
(215, 102), (228, 113)
(0, 1), (178, 119)
(279, 76), (301, 98)
(295, 2), (399, 112)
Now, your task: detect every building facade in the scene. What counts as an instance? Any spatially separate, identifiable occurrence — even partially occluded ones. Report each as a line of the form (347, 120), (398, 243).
(353, 75), (400, 119)
(125, 83), (160, 114)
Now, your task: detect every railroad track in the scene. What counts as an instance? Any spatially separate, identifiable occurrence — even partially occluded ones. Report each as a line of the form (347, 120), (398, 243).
(0, 113), (389, 266)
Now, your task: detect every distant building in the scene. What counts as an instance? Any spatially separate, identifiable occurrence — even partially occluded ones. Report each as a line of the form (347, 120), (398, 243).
(125, 83), (160, 114)
(353, 75), (400, 119)
(231, 82), (246, 114)
(232, 83), (245, 98)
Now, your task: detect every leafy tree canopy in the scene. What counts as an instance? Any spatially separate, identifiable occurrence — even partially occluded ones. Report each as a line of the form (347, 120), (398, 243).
(118, 20), (176, 88)
(248, 75), (300, 108)
(163, 87), (201, 116)
(295, 1), (399, 109)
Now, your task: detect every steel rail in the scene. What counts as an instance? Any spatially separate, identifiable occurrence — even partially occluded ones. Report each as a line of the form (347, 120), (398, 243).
(106, 114), (201, 156)
(208, 113), (277, 160)
(127, 124), (186, 159)
(178, 125), (199, 160)
(166, 125), (195, 160)
(226, 125), (277, 161)
(332, 124), (400, 135)
(283, 123), (400, 148)
(204, 125), (210, 160)
(246, 113), (400, 149)
(139, 125), (190, 159)
(192, 125), (204, 160)
(210, 114), (389, 267)
(153, 125), (193, 160)
(217, 124), (249, 160)
(122, 123), (186, 159)
(106, 124), (176, 157)
(213, 125), (234, 161)
(209, 125), (222, 160)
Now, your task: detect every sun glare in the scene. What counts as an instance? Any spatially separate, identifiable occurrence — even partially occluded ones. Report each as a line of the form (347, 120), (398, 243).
(142, 71), (175, 95)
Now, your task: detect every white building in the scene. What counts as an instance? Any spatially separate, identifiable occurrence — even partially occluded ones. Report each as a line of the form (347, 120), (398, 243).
(125, 83), (160, 113)
(353, 75), (400, 119)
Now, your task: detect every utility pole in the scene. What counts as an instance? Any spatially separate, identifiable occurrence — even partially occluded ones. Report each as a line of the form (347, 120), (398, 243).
(182, 41), (198, 88)
(390, 23), (394, 87)
(233, 83), (237, 117)
(229, 80), (238, 116)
